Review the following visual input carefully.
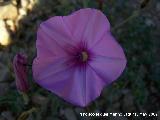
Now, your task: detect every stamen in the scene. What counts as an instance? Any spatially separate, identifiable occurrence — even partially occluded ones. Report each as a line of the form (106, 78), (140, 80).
(81, 51), (88, 62)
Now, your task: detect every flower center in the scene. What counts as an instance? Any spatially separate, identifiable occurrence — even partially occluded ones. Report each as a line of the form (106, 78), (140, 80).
(76, 51), (88, 62)
(81, 51), (88, 62)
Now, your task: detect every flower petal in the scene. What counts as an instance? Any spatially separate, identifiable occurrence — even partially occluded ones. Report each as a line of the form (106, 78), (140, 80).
(37, 16), (77, 58)
(33, 63), (88, 106)
(36, 28), (67, 58)
(33, 56), (72, 81)
(90, 32), (126, 59)
(63, 8), (110, 47)
(85, 66), (106, 105)
(89, 56), (126, 83)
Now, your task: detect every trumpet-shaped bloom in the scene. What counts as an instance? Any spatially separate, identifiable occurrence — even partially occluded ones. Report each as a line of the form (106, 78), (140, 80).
(13, 53), (29, 93)
(33, 8), (127, 107)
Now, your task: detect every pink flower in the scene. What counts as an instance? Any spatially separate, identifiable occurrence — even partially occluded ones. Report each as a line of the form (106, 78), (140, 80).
(13, 53), (29, 93)
(33, 8), (127, 107)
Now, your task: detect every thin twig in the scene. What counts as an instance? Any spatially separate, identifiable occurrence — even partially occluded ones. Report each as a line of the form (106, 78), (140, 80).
(111, 10), (140, 32)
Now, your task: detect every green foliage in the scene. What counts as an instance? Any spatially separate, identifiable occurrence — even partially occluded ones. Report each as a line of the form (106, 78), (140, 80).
(0, 91), (25, 113)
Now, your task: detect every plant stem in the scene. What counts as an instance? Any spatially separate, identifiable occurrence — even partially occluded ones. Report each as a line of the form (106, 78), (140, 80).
(17, 107), (37, 120)
(111, 10), (140, 31)
(21, 92), (29, 105)
(96, 0), (103, 10)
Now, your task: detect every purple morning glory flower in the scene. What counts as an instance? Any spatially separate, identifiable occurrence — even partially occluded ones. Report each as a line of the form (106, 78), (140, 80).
(32, 8), (127, 107)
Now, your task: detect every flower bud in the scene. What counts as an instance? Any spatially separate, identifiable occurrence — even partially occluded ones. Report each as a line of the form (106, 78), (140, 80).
(13, 53), (29, 93)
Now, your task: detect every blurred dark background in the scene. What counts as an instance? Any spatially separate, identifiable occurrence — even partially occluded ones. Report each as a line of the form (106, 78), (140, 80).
(0, 0), (160, 120)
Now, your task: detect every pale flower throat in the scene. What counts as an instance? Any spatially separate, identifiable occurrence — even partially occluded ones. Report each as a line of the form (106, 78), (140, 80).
(81, 51), (88, 62)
